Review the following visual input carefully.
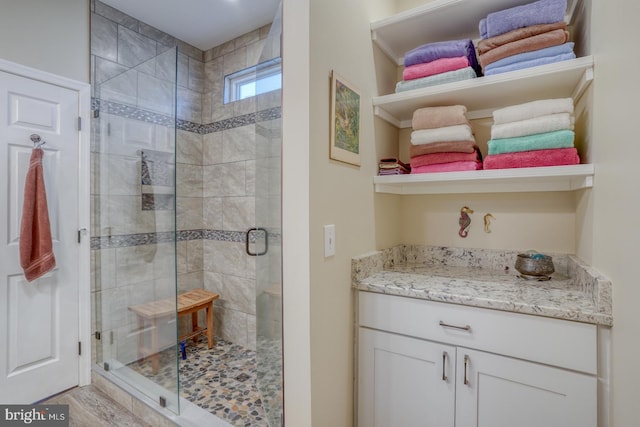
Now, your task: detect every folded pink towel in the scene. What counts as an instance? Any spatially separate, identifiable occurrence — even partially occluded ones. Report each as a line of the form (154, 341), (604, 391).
(412, 105), (468, 130)
(483, 147), (579, 169)
(403, 56), (470, 81)
(410, 150), (481, 168)
(410, 141), (478, 158)
(477, 21), (567, 54)
(411, 160), (483, 174)
(20, 148), (56, 282)
(479, 28), (570, 70)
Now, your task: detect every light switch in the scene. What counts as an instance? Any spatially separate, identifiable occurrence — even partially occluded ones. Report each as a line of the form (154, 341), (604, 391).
(324, 224), (335, 257)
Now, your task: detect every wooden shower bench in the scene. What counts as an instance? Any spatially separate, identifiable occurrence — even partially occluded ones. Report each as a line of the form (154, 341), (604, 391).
(129, 288), (220, 373)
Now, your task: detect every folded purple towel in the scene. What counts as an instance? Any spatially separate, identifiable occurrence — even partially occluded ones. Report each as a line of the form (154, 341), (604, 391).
(484, 51), (575, 76)
(480, 0), (568, 39)
(404, 39), (481, 75)
(485, 42), (574, 72)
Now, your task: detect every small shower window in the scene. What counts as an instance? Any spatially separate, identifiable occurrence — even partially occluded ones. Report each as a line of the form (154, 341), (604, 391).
(224, 58), (281, 103)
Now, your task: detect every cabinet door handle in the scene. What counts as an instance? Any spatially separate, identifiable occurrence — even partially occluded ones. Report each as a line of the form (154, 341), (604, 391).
(439, 321), (471, 332)
(463, 354), (470, 386)
(442, 351), (448, 381)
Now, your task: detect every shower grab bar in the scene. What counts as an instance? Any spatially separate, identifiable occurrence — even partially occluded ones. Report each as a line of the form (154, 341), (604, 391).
(246, 227), (268, 256)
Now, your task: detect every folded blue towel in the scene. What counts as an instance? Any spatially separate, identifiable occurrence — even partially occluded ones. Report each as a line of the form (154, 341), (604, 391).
(480, 0), (568, 39)
(486, 42), (574, 71)
(484, 51), (576, 76)
(404, 39), (481, 75)
(395, 67), (478, 93)
(487, 129), (575, 155)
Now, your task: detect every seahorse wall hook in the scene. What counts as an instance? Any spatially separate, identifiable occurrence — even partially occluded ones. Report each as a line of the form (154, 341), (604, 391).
(458, 206), (474, 238)
(484, 213), (495, 233)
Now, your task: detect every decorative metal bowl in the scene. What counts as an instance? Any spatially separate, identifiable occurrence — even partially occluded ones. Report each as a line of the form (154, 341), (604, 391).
(515, 252), (555, 279)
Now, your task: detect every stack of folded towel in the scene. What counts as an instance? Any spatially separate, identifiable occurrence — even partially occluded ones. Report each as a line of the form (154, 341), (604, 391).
(378, 157), (410, 175)
(409, 105), (482, 173)
(483, 97), (579, 169)
(478, 0), (576, 76)
(396, 39), (481, 93)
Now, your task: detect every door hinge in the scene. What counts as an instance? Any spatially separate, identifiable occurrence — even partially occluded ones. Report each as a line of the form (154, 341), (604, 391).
(77, 228), (87, 243)
(78, 341), (82, 356)
(78, 116), (82, 131)
(94, 331), (101, 340)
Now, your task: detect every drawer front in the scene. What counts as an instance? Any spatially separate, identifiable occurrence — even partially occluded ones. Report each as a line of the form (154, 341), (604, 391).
(358, 291), (597, 374)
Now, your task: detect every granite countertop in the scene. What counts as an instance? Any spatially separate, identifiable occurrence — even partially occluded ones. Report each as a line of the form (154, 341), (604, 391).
(352, 245), (613, 326)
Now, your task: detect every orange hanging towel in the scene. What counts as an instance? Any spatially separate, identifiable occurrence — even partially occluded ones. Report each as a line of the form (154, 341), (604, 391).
(20, 148), (56, 281)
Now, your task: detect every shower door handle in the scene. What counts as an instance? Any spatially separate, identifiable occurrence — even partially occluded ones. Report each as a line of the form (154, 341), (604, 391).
(246, 227), (268, 256)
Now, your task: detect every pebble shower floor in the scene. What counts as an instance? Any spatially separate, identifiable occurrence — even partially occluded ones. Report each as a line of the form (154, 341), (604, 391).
(129, 337), (281, 427)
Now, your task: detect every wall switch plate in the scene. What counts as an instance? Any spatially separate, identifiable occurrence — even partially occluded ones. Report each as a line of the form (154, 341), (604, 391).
(324, 224), (335, 257)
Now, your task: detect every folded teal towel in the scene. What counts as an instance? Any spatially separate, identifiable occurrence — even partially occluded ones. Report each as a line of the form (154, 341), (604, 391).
(487, 129), (575, 155)
(396, 67), (477, 93)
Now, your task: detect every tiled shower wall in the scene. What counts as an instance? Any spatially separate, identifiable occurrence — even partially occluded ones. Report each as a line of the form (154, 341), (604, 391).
(90, 0), (277, 364)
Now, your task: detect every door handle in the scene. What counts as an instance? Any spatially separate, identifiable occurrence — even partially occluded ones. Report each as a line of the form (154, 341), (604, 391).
(245, 227), (268, 256)
(439, 321), (471, 332)
(442, 351), (448, 382)
(463, 354), (470, 386)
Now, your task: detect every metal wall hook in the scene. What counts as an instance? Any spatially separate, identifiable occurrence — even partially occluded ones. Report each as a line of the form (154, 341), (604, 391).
(30, 134), (46, 149)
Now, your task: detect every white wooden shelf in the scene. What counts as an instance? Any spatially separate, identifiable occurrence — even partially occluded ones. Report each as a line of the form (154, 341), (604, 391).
(372, 0), (581, 66)
(374, 164), (594, 194)
(373, 56), (593, 127)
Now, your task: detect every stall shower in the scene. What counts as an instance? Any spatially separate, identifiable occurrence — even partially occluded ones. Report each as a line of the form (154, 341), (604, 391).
(90, 1), (283, 425)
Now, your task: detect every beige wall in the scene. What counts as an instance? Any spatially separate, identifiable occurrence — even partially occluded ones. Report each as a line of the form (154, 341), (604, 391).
(306, 0), (396, 425)
(295, 0), (640, 426)
(282, 0), (312, 424)
(0, 0), (89, 83)
(590, 1), (640, 426)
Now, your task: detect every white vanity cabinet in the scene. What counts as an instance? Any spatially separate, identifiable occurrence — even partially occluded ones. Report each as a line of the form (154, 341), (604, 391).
(357, 291), (598, 427)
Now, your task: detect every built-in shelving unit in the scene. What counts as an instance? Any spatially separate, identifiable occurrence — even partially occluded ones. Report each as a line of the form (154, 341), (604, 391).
(374, 56), (593, 127)
(374, 164), (593, 194)
(372, 0), (581, 66)
(370, 0), (592, 195)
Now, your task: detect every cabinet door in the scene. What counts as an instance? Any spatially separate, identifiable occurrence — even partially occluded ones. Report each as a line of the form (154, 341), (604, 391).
(358, 327), (456, 427)
(455, 348), (597, 427)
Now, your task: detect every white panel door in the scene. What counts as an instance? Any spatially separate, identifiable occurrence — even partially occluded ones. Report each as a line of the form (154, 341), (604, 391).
(0, 70), (81, 403)
(358, 327), (456, 427)
(455, 348), (597, 427)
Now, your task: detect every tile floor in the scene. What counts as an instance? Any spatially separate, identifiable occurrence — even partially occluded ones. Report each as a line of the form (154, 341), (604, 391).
(129, 337), (282, 427)
(43, 385), (153, 427)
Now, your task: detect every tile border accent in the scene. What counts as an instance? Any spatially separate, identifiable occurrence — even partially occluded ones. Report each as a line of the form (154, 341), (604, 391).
(90, 229), (282, 250)
(92, 98), (281, 134)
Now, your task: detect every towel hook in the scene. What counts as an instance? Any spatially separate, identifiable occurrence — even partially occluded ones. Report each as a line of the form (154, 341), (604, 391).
(30, 134), (46, 149)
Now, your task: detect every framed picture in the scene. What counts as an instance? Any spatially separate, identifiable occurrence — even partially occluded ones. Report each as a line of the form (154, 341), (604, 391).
(330, 71), (361, 166)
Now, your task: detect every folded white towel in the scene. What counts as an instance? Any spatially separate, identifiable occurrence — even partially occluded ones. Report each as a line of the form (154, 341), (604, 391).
(492, 98), (574, 125)
(491, 113), (574, 139)
(411, 124), (475, 145)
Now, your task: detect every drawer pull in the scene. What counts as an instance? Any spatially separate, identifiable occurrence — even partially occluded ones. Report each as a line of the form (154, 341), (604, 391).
(442, 351), (448, 381)
(463, 354), (470, 386)
(439, 321), (471, 332)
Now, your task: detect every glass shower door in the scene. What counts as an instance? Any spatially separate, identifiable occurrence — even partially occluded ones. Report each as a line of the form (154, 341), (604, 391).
(254, 3), (284, 425)
(92, 46), (180, 413)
